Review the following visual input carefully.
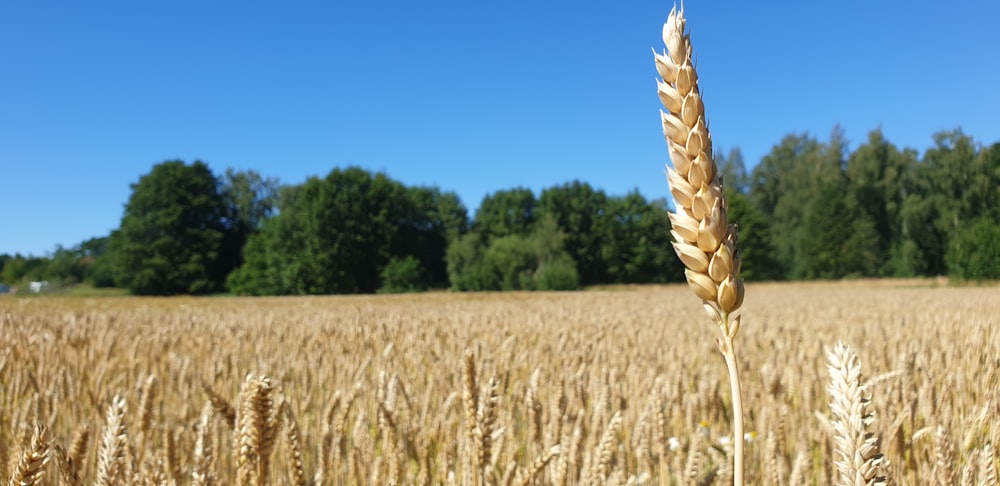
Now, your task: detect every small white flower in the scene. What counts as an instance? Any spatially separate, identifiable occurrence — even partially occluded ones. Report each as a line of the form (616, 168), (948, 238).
(668, 436), (681, 451)
(744, 432), (757, 443)
(717, 435), (732, 446)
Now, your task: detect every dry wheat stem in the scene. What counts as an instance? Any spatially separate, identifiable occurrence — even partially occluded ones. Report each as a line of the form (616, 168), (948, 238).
(655, 5), (746, 484)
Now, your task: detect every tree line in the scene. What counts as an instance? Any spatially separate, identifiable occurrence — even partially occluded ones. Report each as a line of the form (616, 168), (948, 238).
(2, 127), (998, 295)
(725, 127), (1000, 280)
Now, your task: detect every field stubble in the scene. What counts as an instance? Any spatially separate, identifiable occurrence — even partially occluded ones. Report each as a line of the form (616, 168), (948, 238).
(1, 280), (998, 484)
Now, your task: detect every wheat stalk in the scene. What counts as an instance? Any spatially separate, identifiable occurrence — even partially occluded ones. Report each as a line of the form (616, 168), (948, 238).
(654, 5), (747, 484)
(826, 343), (886, 486)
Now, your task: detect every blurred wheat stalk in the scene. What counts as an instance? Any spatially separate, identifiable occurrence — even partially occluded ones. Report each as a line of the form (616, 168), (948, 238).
(654, 5), (748, 484)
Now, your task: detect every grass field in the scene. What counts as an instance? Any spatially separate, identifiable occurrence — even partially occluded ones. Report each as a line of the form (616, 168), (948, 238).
(2, 280), (998, 484)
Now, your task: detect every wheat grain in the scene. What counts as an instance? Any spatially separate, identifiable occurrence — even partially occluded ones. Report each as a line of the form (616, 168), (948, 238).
(526, 368), (543, 450)
(477, 377), (501, 473)
(192, 402), (215, 486)
(933, 426), (956, 485)
(788, 450), (808, 485)
(64, 424), (89, 485)
(827, 343), (886, 486)
(960, 448), (978, 486)
(982, 442), (998, 486)
(684, 432), (702, 485)
(515, 445), (560, 486)
(7, 425), (50, 486)
(591, 411), (623, 485)
(95, 395), (127, 486)
(280, 401), (307, 486)
(236, 374), (279, 486)
(202, 383), (237, 429)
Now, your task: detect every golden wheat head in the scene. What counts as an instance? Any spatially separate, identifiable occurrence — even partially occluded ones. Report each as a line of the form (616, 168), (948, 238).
(826, 343), (887, 486)
(655, 5), (745, 335)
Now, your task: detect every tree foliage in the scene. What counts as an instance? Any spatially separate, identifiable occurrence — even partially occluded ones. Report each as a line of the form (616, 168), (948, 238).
(111, 160), (229, 295)
(379, 256), (429, 293)
(228, 167), (464, 295)
(947, 217), (1000, 280)
(538, 181), (609, 285)
(11, 125), (1000, 294)
(446, 187), (679, 291)
(220, 169), (280, 273)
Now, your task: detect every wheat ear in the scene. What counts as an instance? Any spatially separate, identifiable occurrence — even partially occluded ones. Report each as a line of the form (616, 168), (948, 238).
(7, 425), (50, 486)
(826, 343), (886, 486)
(462, 349), (482, 486)
(280, 401), (307, 486)
(202, 383), (237, 429)
(933, 426), (957, 485)
(95, 395), (128, 486)
(63, 424), (90, 485)
(236, 374), (281, 486)
(654, 5), (747, 484)
(982, 442), (998, 486)
(192, 402), (215, 486)
(515, 445), (561, 486)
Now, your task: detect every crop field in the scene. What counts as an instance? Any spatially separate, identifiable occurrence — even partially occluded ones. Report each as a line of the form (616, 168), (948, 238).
(1, 280), (998, 485)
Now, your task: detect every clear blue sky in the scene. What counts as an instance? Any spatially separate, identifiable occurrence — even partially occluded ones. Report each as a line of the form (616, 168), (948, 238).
(2, 1), (998, 256)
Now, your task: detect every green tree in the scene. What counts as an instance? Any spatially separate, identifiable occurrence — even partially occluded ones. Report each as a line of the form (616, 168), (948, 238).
(798, 179), (880, 279)
(898, 129), (989, 276)
(479, 214), (578, 291)
(724, 189), (782, 280)
(446, 187), (538, 291)
(379, 255), (429, 293)
(481, 234), (538, 290)
(393, 187), (469, 288)
(750, 132), (845, 278)
(846, 129), (920, 276)
(111, 160), (228, 295)
(473, 188), (537, 243)
(946, 217), (1000, 280)
(220, 169), (280, 273)
(446, 212), (578, 291)
(42, 245), (87, 287)
(717, 147), (750, 194)
(599, 192), (678, 283)
(538, 181), (609, 285)
(79, 236), (117, 287)
(446, 232), (493, 291)
(0, 254), (47, 285)
(229, 167), (420, 295)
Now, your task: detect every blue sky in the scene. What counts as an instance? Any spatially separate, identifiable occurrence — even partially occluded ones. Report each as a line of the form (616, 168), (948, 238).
(2, 1), (998, 256)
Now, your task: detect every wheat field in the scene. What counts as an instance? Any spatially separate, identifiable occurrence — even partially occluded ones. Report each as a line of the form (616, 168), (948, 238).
(1, 280), (998, 485)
